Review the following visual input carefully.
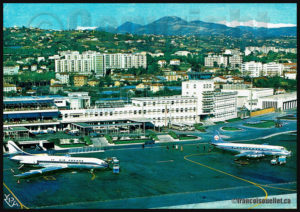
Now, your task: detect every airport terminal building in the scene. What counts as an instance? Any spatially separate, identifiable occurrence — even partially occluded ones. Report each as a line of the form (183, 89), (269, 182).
(4, 72), (296, 138)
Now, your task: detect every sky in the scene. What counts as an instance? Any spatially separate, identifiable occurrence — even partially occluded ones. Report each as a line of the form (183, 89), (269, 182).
(3, 3), (297, 30)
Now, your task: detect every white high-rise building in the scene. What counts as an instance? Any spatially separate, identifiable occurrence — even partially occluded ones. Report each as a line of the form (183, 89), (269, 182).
(241, 61), (263, 77)
(228, 54), (243, 68)
(182, 73), (237, 121)
(55, 51), (105, 77)
(55, 51), (146, 76)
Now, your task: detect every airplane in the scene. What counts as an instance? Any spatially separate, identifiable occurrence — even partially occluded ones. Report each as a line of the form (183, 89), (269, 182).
(7, 141), (109, 178)
(210, 131), (291, 158)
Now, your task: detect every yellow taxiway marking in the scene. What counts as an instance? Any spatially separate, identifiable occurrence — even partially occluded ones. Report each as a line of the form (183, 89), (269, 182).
(3, 182), (29, 209)
(184, 153), (268, 209)
(91, 172), (96, 181)
(259, 184), (296, 192)
(184, 153), (297, 208)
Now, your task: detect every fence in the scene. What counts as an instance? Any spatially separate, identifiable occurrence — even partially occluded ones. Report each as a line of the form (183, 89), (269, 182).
(68, 146), (104, 154)
(250, 107), (275, 117)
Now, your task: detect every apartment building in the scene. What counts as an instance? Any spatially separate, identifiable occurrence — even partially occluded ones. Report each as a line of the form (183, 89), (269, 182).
(204, 54), (228, 67)
(262, 62), (284, 77)
(55, 51), (146, 77)
(241, 61), (263, 77)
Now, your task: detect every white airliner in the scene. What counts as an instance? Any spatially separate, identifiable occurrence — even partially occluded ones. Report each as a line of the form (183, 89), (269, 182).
(211, 131), (291, 158)
(7, 141), (109, 177)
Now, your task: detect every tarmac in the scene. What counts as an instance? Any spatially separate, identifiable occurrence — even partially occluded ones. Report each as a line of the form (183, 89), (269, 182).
(3, 109), (297, 209)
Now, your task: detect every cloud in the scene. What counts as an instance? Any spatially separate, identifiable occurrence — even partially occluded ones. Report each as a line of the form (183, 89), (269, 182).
(76, 26), (97, 30)
(218, 20), (296, 28)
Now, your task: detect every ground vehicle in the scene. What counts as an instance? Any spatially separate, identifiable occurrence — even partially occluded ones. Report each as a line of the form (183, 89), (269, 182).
(170, 123), (187, 131)
(145, 140), (155, 145)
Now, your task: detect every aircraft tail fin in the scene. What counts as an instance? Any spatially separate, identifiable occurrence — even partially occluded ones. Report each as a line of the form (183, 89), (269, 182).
(211, 131), (227, 144)
(7, 141), (30, 155)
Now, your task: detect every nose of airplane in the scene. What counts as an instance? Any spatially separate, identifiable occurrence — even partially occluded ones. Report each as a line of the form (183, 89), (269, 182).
(10, 156), (19, 161)
(285, 151), (291, 156)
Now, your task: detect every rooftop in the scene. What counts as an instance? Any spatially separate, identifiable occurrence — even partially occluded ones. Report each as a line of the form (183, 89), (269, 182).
(132, 95), (195, 101)
(263, 92), (297, 101)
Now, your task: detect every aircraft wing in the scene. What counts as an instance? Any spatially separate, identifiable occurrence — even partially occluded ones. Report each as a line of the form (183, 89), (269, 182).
(14, 166), (67, 178)
(235, 151), (265, 158)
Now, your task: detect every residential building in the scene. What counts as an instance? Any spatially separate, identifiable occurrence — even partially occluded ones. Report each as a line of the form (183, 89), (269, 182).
(55, 51), (105, 77)
(241, 61), (263, 77)
(284, 71), (296, 80)
(37, 57), (45, 63)
(228, 54), (243, 68)
(204, 54), (228, 67)
(283, 63), (297, 71)
(213, 76), (228, 83)
(31, 64), (37, 71)
(4, 66), (19, 75)
(170, 59), (181, 66)
(174, 51), (191, 56)
(73, 75), (88, 87)
(88, 80), (99, 87)
(4, 83), (17, 93)
(262, 62), (284, 77)
(55, 51), (147, 77)
(55, 73), (70, 85)
(158, 60), (167, 67)
(150, 83), (164, 93)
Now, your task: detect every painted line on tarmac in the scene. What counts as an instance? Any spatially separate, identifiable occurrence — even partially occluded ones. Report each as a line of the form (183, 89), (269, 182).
(3, 182), (29, 209)
(222, 130), (297, 143)
(35, 183), (273, 209)
(184, 153), (268, 209)
(156, 160), (174, 163)
(91, 172), (96, 181)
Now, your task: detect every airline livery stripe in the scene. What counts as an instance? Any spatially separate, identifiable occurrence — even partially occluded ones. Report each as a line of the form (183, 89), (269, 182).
(37, 160), (101, 166)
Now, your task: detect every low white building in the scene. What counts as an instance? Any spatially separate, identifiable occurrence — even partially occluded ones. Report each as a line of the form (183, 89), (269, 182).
(37, 57), (45, 63)
(31, 64), (37, 71)
(4, 83), (17, 93)
(258, 92), (297, 111)
(170, 59), (180, 66)
(157, 60), (167, 67)
(56, 73), (70, 84)
(174, 51), (191, 56)
(4, 66), (19, 75)
(221, 87), (274, 110)
(284, 71), (296, 80)
(213, 76), (228, 83)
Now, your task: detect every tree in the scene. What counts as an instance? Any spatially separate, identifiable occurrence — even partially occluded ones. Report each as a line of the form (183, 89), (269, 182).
(213, 61), (218, 68)
(170, 65), (180, 71)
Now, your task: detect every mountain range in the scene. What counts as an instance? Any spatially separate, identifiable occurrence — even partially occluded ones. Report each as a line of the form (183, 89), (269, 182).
(96, 16), (296, 38)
